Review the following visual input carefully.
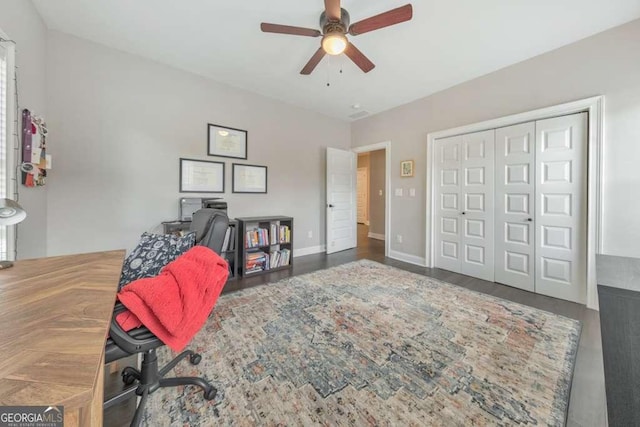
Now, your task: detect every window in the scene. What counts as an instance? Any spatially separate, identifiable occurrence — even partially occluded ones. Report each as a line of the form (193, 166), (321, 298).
(0, 40), (16, 260)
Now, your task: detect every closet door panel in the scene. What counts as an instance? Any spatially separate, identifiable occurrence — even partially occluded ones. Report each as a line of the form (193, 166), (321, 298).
(434, 135), (462, 273)
(495, 122), (535, 292)
(460, 130), (495, 281)
(535, 113), (587, 304)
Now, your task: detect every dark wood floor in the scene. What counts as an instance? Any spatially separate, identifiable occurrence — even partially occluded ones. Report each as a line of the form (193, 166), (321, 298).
(104, 225), (606, 426)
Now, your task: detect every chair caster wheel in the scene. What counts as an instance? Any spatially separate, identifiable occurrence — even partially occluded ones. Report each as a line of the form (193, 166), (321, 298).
(190, 353), (202, 365)
(203, 387), (217, 401)
(122, 372), (136, 386)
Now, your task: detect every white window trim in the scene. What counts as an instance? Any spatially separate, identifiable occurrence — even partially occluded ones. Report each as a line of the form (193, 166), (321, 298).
(1, 29), (17, 261)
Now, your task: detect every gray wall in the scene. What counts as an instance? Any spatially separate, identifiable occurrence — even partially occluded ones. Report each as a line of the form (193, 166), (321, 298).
(46, 31), (350, 256)
(352, 18), (640, 260)
(369, 149), (385, 237)
(0, 0), (48, 259)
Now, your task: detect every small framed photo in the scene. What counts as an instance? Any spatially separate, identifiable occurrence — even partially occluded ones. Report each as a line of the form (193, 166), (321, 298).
(179, 158), (225, 193)
(400, 160), (414, 177)
(232, 164), (267, 194)
(207, 123), (247, 159)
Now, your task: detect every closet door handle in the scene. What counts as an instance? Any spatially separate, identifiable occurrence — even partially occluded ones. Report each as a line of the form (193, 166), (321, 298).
(526, 218), (533, 222)
(461, 212), (466, 215)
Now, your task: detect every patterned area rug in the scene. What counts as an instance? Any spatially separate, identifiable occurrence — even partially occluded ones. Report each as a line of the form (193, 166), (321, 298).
(143, 260), (580, 426)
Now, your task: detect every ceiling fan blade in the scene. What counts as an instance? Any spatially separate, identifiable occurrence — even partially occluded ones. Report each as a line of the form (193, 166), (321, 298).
(349, 4), (413, 36)
(344, 42), (375, 73)
(300, 48), (327, 75)
(260, 23), (321, 37)
(324, 0), (341, 21)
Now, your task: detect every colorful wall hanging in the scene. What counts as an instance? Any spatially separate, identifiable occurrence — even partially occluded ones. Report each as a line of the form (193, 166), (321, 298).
(21, 109), (50, 187)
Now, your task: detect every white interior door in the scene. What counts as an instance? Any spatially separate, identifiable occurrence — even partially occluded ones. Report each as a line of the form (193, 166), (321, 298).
(495, 122), (536, 292)
(356, 167), (368, 224)
(434, 135), (463, 273)
(460, 130), (495, 281)
(534, 113), (587, 303)
(326, 147), (357, 254)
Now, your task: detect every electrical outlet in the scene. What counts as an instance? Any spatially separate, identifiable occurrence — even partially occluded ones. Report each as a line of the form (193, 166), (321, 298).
(409, 188), (416, 197)
(379, 189), (383, 196)
(396, 234), (403, 243)
(307, 230), (313, 239)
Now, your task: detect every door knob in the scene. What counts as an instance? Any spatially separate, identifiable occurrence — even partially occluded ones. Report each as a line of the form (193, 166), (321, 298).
(461, 212), (466, 215)
(328, 204), (335, 208)
(527, 218), (532, 222)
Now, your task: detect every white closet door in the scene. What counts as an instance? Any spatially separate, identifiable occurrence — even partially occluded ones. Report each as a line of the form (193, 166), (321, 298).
(460, 130), (495, 281)
(434, 135), (463, 273)
(535, 113), (587, 304)
(495, 122), (536, 292)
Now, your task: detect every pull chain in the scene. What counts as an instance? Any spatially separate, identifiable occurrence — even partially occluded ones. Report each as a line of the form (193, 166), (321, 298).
(326, 55), (331, 87)
(325, 56), (344, 87)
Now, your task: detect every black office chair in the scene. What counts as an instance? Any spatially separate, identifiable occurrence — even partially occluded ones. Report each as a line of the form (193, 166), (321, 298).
(104, 209), (229, 427)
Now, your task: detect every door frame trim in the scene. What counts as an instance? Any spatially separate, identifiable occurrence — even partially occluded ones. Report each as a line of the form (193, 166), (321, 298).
(353, 141), (391, 257)
(426, 96), (604, 310)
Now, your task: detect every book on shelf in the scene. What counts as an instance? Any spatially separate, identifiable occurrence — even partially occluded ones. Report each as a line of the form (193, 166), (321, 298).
(245, 227), (270, 248)
(245, 250), (270, 273)
(244, 224), (291, 249)
(267, 224), (291, 245)
(220, 224), (238, 253)
(229, 227), (236, 250)
(221, 227), (231, 253)
(279, 225), (291, 243)
(268, 248), (291, 268)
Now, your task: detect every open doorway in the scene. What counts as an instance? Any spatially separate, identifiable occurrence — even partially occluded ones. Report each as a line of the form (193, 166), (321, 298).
(356, 149), (386, 254)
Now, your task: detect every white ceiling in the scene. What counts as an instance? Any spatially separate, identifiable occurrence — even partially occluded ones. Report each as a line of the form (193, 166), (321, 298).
(32, 0), (640, 121)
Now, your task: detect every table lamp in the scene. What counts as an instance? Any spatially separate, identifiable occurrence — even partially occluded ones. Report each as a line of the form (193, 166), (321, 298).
(0, 198), (26, 269)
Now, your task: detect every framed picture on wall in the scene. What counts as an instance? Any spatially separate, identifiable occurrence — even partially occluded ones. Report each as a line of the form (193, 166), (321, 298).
(232, 164), (267, 193)
(207, 123), (248, 159)
(179, 158), (225, 193)
(400, 160), (414, 177)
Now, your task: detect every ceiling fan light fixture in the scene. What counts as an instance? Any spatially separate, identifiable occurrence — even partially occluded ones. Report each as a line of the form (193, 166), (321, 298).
(261, 2), (413, 74)
(322, 32), (347, 55)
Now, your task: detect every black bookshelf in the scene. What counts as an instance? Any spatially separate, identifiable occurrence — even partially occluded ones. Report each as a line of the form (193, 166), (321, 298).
(237, 216), (293, 277)
(219, 220), (239, 281)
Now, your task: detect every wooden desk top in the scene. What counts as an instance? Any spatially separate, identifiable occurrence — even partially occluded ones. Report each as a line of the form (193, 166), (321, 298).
(0, 250), (124, 410)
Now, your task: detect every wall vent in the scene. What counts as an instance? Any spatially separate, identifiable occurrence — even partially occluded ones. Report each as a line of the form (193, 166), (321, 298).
(349, 110), (370, 120)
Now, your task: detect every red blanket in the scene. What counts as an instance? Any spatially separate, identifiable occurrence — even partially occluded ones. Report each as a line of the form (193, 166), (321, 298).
(116, 246), (229, 352)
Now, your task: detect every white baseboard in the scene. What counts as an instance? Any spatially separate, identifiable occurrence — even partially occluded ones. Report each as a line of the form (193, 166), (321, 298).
(388, 249), (427, 267)
(294, 245), (326, 258)
(367, 232), (385, 241)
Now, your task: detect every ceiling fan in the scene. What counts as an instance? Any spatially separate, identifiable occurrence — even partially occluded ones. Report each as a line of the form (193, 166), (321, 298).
(260, 0), (413, 75)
